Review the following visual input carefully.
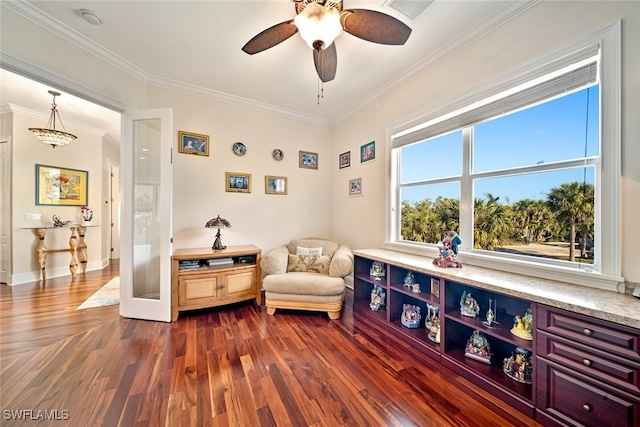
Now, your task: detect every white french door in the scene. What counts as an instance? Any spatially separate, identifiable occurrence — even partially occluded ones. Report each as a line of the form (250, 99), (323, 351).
(120, 109), (173, 321)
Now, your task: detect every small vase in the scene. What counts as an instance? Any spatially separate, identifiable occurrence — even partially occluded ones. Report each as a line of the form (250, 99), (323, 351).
(82, 220), (92, 226)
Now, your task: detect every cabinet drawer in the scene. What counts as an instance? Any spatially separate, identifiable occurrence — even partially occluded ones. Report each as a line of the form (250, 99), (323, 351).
(536, 358), (640, 427)
(537, 305), (640, 360)
(179, 275), (220, 305)
(538, 330), (640, 394)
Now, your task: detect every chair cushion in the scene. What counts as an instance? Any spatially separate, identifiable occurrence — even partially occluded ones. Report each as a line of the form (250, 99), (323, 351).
(287, 254), (331, 274)
(263, 272), (345, 296)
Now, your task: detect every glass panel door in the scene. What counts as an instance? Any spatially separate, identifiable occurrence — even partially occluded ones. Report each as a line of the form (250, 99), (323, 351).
(120, 109), (172, 321)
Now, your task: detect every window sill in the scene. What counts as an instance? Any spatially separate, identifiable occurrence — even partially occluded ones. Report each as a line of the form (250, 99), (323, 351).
(384, 241), (624, 293)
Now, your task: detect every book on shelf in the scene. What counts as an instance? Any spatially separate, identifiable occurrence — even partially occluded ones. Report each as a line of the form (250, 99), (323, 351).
(208, 258), (233, 266)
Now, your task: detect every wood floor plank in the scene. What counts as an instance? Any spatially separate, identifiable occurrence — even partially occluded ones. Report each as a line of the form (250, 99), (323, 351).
(0, 261), (542, 426)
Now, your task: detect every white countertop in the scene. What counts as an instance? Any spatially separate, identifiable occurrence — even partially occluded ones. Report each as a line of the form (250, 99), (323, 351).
(354, 248), (640, 330)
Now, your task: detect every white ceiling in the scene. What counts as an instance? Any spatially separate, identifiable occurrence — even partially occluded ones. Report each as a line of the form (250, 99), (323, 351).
(1, 0), (538, 143)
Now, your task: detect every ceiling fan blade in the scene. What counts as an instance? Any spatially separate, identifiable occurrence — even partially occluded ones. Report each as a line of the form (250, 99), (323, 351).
(242, 21), (298, 55)
(341, 9), (411, 45)
(313, 42), (337, 83)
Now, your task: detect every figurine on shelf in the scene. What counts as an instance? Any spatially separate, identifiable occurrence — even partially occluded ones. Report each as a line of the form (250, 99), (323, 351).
(432, 231), (462, 268)
(464, 330), (492, 364)
(425, 303), (440, 343)
(411, 282), (421, 293)
(460, 291), (480, 318)
(401, 304), (421, 329)
(403, 271), (416, 288)
(511, 306), (533, 340)
(482, 298), (498, 328)
(369, 261), (386, 281)
(369, 284), (386, 312)
(503, 347), (533, 384)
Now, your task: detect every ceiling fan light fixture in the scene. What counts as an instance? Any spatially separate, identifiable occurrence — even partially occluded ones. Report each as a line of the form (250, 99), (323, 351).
(294, 3), (342, 51)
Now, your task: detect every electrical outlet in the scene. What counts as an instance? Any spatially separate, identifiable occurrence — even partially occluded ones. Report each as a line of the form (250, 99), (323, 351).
(24, 213), (42, 221)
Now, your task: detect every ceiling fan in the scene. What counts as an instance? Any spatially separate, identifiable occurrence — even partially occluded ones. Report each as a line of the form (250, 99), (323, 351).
(242, 0), (412, 83)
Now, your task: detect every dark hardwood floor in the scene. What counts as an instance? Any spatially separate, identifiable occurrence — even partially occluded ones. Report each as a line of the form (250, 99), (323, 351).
(1, 261), (541, 426)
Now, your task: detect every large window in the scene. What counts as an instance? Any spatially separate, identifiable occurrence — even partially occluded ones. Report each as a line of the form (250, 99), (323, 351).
(389, 26), (621, 290)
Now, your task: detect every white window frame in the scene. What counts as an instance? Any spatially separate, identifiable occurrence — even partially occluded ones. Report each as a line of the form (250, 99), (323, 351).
(386, 22), (622, 291)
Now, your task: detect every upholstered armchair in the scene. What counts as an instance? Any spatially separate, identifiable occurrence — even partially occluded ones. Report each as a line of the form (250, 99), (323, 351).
(261, 238), (354, 319)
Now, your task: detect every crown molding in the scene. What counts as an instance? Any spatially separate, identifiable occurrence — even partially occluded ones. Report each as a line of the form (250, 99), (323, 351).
(332, 0), (541, 127)
(4, 0), (539, 129)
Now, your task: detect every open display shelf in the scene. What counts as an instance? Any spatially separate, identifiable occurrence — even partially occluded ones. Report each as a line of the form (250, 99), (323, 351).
(353, 254), (535, 418)
(353, 257), (442, 361)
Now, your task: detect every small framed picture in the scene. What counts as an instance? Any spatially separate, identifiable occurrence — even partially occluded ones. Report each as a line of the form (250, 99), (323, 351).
(265, 175), (287, 195)
(360, 140), (376, 163)
(349, 177), (363, 197)
(178, 131), (209, 156)
(299, 151), (318, 170)
(339, 151), (351, 169)
(225, 172), (251, 193)
(430, 278), (440, 298)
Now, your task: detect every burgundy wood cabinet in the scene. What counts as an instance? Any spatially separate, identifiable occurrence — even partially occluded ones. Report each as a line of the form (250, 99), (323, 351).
(353, 253), (640, 426)
(535, 305), (640, 427)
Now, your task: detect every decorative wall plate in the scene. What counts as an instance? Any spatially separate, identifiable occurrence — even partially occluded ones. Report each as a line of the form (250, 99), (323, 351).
(272, 149), (284, 161)
(232, 142), (246, 156)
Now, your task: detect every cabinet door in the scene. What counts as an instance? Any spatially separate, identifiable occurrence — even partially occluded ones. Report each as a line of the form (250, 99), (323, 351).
(224, 269), (255, 299)
(179, 275), (220, 307)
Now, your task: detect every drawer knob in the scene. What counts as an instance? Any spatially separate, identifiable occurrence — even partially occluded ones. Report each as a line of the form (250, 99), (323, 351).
(583, 328), (593, 336)
(583, 359), (592, 367)
(582, 404), (592, 412)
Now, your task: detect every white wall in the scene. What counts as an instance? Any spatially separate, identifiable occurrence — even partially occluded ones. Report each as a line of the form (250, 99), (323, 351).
(7, 111), (105, 283)
(330, 1), (640, 284)
(147, 86), (333, 254)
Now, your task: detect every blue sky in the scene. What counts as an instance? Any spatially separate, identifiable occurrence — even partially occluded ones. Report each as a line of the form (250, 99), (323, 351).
(400, 85), (599, 205)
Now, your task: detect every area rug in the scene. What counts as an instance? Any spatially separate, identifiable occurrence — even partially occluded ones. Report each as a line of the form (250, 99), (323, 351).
(76, 276), (119, 310)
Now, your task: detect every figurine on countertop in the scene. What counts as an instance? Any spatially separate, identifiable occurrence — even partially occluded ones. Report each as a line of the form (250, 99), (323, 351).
(460, 291), (480, 318)
(433, 231), (462, 268)
(52, 214), (70, 227)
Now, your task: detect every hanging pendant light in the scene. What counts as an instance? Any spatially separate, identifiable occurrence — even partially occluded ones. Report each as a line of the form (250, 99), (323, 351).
(29, 90), (77, 148)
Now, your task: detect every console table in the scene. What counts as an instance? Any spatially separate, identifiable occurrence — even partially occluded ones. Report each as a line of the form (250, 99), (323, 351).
(24, 224), (97, 281)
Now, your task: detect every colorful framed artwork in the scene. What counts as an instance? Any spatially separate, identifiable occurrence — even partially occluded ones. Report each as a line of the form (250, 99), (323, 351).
(299, 151), (318, 170)
(349, 177), (363, 197)
(36, 164), (88, 206)
(225, 172), (251, 193)
(265, 175), (287, 195)
(339, 151), (351, 169)
(178, 131), (209, 156)
(431, 278), (440, 298)
(360, 140), (376, 163)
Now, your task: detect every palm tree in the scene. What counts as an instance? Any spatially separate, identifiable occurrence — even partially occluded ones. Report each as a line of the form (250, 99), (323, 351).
(474, 193), (510, 250)
(547, 182), (594, 261)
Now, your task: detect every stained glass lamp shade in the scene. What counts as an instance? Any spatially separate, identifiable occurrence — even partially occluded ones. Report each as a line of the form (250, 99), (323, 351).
(205, 215), (231, 250)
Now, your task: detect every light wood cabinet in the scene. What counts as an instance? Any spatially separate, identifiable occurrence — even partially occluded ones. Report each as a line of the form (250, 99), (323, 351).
(172, 245), (261, 321)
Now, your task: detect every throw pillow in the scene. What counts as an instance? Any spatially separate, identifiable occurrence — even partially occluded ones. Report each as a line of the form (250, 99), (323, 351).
(287, 254), (331, 274)
(296, 246), (323, 256)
